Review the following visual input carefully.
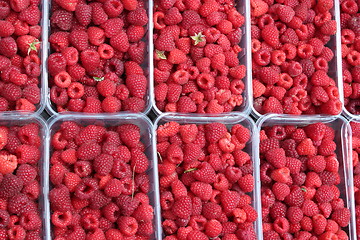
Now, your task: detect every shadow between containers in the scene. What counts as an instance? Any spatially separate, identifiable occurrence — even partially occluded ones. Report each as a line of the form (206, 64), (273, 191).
(256, 114), (356, 240)
(153, 113), (262, 240)
(45, 113), (160, 239)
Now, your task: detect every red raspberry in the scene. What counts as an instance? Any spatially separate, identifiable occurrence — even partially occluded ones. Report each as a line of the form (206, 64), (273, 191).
(19, 211), (41, 230)
(190, 181), (212, 201)
(220, 190), (240, 213)
(261, 24), (280, 47)
(177, 96), (197, 113)
(0, 173), (23, 198)
(331, 208), (350, 227)
(296, 138), (316, 156)
(77, 142), (101, 160)
(96, 79), (116, 97)
(172, 196), (192, 219)
(110, 32), (129, 52)
(80, 49), (100, 72)
(49, 185), (72, 212)
(126, 74), (147, 98)
(75, 4), (92, 26)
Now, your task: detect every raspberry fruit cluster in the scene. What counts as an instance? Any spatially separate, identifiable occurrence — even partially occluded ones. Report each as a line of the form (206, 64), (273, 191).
(341, 0), (360, 114)
(251, 0), (342, 115)
(351, 121), (360, 238)
(260, 123), (350, 239)
(153, 0), (246, 113)
(49, 122), (154, 239)
(0, 0), (42, 112)
(48, 0), (148, 113)
(157, 121), (257, 239)
(0, 123), (43, 239)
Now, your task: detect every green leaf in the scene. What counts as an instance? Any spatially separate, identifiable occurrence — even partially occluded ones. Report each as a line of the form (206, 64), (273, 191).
(301, 187), (307, 192)
(27, 39), (41, 55)
(156, 50), (167, 59)
(184, 168), (197, 173)
(190, 32), (205, 45)
(93, 76), (104, 82)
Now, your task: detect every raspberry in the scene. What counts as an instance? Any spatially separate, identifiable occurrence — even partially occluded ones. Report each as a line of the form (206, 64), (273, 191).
(265, 148), (287, 168)
(261, 24), (280, 47)
(117, 216), (138, 237)
(19, 211), (41, 230)
(126, 74), (147, 98)
(132, 203), (153, 222)
(296, 138), (316, 156)
(49, 185), (72, 212)
(262, 97), (284, 114)
(331, 208), (350, 227)
(0, 174), (23, 198)
(77, 142), (102, 161)
(189, 181), (212, 201)
(16, 164), (37, 185)
(93, 154), (113, 175)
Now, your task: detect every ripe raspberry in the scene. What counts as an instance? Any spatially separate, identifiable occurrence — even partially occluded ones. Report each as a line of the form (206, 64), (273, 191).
(296, 138), (316, 156)
(49, 185), (72, 212)
(0, 153), (17, 175)
(190, 181), (212, 201)
(0, 173), (23, 198)
(16, 164), (37, 185)
(331, 208), (350, 227)
(96, 79), (116, 97)
(77, 142), (101, 161)
(126, 74), (147, 98)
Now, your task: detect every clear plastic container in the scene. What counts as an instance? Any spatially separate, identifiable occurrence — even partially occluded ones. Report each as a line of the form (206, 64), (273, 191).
(346, 118), (360, 239)
(250, 0), (344, 119)
(46, 113), (159, 239)
(0, 2), (47, 116)
(0, 114), (49, 239)
(44, 1), (152, 116)
(153, 113), (262, 240)
(151, 0), (252, 116)
(256, 114), (356, 240)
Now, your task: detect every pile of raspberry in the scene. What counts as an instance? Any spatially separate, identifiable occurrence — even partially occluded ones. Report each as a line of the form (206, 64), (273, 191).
(0, 123), (43, 239)
(49, 122), (154, 239)
(157, 122), (257, 239)
(153, 0), (246, 113)
(260, 123), (350, 239)
(341, 0), (360, 114)
(351, 121), (360, 238)
(0, 0), (42, 112)
(48, 0), (148, 113)
(251, 0), (342, 115)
